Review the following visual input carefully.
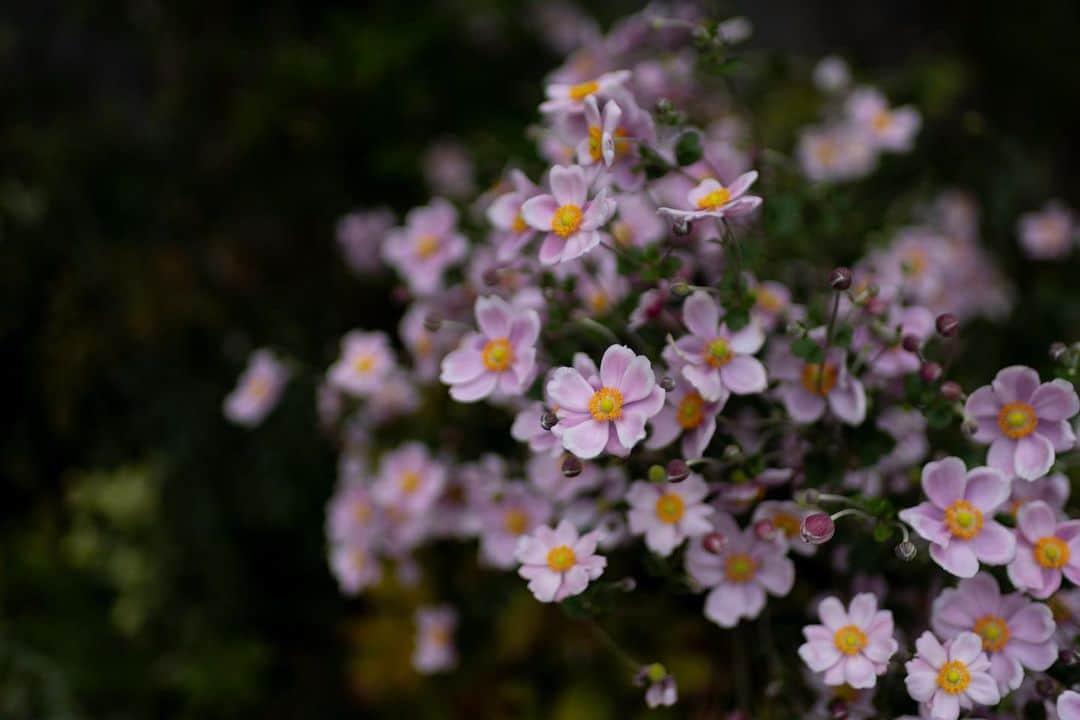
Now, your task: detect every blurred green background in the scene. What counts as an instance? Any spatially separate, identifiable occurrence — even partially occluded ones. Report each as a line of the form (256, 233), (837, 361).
(3, 1), (1079, 718)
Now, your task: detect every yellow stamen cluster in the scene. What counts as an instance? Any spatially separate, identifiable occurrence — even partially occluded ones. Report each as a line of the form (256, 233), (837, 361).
(676, 392), (706, 429)
(997, 401), (1038, 439)
(973, 615), (1010, 652)
(705, 338), (734, 368)
(481, 337), (513, 372)
(833, 625), (868, 656)
(353, 354), (375, 374)
(399, 471), (421, 494)
(551, 204), (584, 238)
(568, 80), (599, 101)
(414, 233), (440, 259)
(724, 552), (757, 582)
(546, 545), (576, 571)
(654, 493), (686, 524)
(936, 660), (971, 695)
(800, 362), (837, 396)
(943, 500), (984, 540)
(589, 387), (624, 422)
(696, 186), (732, 211)
(1034, 536), (1070, 569)
(504, 508), (529, 536)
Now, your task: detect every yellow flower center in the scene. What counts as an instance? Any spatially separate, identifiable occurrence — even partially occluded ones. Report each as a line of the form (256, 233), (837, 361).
(936, 660), (971, 695)
(724, 552), (757, 582)
(833, 625), (868, 656)
(511, 212), (529, 234)
(481, 337), (513, 372)
(901, 249), (926, 276)
(676, 391), (706, 429)
(568, 80), (599, 101)
(943, 500), (984, 540)
(504, 508), (529, 535)
(551, 204), (584, 238)
(414, 233), (440, 259)
(353, 354), (375, 374)
(353, 500), (372, 523)
(612, 221), (633, 246)
(399, 471), (421, 494)
(800, 362), (837, 396)
(705, 338), (733, 368)
(772, 512), (801, 539)
(587, 125), (603, 162)
(756, 289), (782, 313)
(655, 493), (685, 524)
(589, 386), (623, 421)
(997, 401), (1037, 439)
(696, 186), (732, 211)
(546, 544), (576, 571)
(973, 615), (1010, 652)
(1035, 536), (1070, 569)
(589, 291), (609, 315)
(872, 110), (893, 132)
(814, 140), (838, 166)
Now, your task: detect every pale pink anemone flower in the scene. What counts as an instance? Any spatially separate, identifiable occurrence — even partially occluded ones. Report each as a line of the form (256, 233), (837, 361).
(546, 344), (666, 459)
(336, 208), (394, 274)
(223, 348), (289, 427)
(329, 541), (382, 595)
(797, 124), (876, 183)
(645, 374), (724, 459)
(328, 330), (396, 398)
(577, 95), (622, 169)
(685, 511), (795, 628)
(478, 484), (552, 569)
(904, 631), (1000, 720)
(520, 164), (617, 265)
(1006, 500), (1080, 600)
(439, 295), (540, 403)
(609, 192), (666, 249)
(1060, 690), (1080, 720)
(897, 457), (1015, 578)
(669, 290), (767, 402)
(855, 304), (935, 379)
(964, 365), (1079, 480)
(1018, 201), (1075, 260)
(381, 198), (467, 296)
(768, 333), (867, 426)
(371, 442), (446, 516)
(412, 605), (457, 674)
(798, 593), (899, 689)
(752, 500), (818, 556)
(486, 169), (542, 262)
(657, 170), (762, 224)
(931, 572), (1057, 693)
(539, 69), (632, 115)
(846, 87), (921, 153)
(515, 519), (606, 603)
(625, 475), (714, 557)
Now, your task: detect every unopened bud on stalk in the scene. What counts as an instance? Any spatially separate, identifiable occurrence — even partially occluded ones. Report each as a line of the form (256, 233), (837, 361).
(659, 375), (676, 392)
(702, 532), (727, 555)
(1059, 648), (1080, 666)
(935, 313), (959, 337)
(786, 321), (807, 337)
(670, 281), (692, 297)
(940, 381), (963, 402)
(648, 465), (667, 483)
(801, 513), (835, 544)
(794, 488), (820, 506)
(561, 455), (583, 478)
(895, 541), (917, 561)
(540, 410), (558, 431)
(827, 699), (850, 720)
(901, 334), (920, 353)
(666, 459), (690, 482)
(920, 361), (942, 383)
(481, 267), (501, 286)
(754, 519), (776, 540)
(722, 444), (742, 461)
(829, 266), (853, 290)
(423, 313), (442, 332)
(1050, 341), (1069, 361)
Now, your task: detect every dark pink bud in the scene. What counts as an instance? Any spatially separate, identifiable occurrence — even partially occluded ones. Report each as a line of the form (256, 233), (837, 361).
(920, 361), (942, 383)
(800, 513), (835, 544)
(666, 459), (690, 482)
(702, 532), (727, 555)
(940, 381), (963, 402)
(900, 334), (920, 353)
(935, 313), (959, 337)
(828, 267), (852, 291)
(754, 519), (776, 540)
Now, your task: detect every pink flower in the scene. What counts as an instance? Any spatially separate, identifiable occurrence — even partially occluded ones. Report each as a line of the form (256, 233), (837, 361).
(768, 334), (867, 426)
(904, 631), (999, 720)
(577, 94), (656, 191)
(645, 374), (724, 459)
(223, 349), (289, 427)
(478, 484), (552, 569)
(422, 140), (475, 199)
(511, 401), (560, 455)
(685, 512), (795, 627)
(856, 304), (935, 379)
(515, 519), (606, 602)
(327, 482), (379, 545)
(539, 70), (632, 115)
(964, 365), (1079, 480)
(897, 457), (1015, 578)
(336, 208), (394, 274)
(328, 331), (395, 397)
(798, 125), (875, 183)
(610, 192), (665, 249)
(635, 664), (677, 708)
(546, 344), (666, 459)
(1018, 201), (1075, 260)
(931, 572), (1057, 693)
(520, 164), (617, 264)
(371, 442), (446, 516)
(626, 475), (714, 556)
(1060, 690), (1080, 720)
(439, 296), (540, 402)
(577, 95), (622, 169)
(486, 169), (542, 262)
(798, 593), (898, 688)
(412, 605), (457, 674)
(1006, 500), (1080, 599)
(752, 500), (818, 556)
(657, 170), (762, 224)
(329, 541), (381, 595)
(382, 198), (468, 295)
(846, 87), (921, 152)
(669, 290), (767, 402)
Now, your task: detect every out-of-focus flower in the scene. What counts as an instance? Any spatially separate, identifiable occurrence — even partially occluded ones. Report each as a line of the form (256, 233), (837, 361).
(634, 663), (677, 708)
(440, 295), (540, 402)
(372, 442), (446, 516)
(769, 334), (867, 426)
(798, 593), (898, 688)
(798, 125), (875, 183)
(336, 208), (394, 274)
(846, 87), (921, 152)
(1007, 500), (1080, 599)
(752, 500), (818, 556)
(931, 572), (1056, 693)
(1018, 201), (1075, 260)
(478, 484), (552, 569)
(422, 140), (475, 199)
(540, 69), (631, 115)
(521, 164), (617, 264)
(515, 519), (606, 602)
(645, 373), (723, 459)
(813, 55), (850, 93)
(224, 349), (289, 427)
(898, 457), (1015, 578)
(1060, 690), (1080, 720)
(964, 365), (1078, 480)
(625, 475), (713, 556)
(412, 605), (458, 673)
(546, 344), (665, 459)
(329, 542), (381, 595)
(904, 631), (999, 720)
(382, 198), (468, 295)
(487, 169), (542, 262)
(328, 331), (396, 398)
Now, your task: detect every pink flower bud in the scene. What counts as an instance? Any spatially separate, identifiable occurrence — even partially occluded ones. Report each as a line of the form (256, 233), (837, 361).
(800, 513), (835, 544)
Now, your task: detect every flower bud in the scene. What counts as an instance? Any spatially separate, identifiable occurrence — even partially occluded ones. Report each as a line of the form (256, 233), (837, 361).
(794, 488), (820, 506)
(666, 459), (690, 483)
(1050, 341), (1069, 362)
(659, 375), (676, 392)
(786, 321), (807, 337)
(702, 532), (727, 555)
(614, 576), (637, 593)
(1060, 648), (1080, 666)
(828, 266), (852, 291)
(754, 519), (776, 541)
(670, 280), (691, 297)
(919, 361), (942, 383)
(865, 296), (887, 315)
(648, 465), (667, 483)
(540, 410), (558, 431)
(481, 267), (501, 286)
(827, 699), (850, 720)
(895, 540), (917, 561)
(935, 313), (959, 337)
(423, 313), (442, 332)
(900, 334), (920, 353)
(961, 418), (979, 438)
(1035, 677), (1059, 698)
(561, 455), (583, 478)
(940, 381), (963, 402)
(800, 513), (835, 545)
(722, 444), (742, 461)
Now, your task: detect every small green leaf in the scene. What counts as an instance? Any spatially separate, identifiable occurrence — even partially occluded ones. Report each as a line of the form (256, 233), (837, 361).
(674, 131), (703, 166)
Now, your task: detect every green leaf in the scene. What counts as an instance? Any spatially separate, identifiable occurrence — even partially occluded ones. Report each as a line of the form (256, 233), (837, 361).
(674, 131), (703, 166)
(791, 337), (824, 363)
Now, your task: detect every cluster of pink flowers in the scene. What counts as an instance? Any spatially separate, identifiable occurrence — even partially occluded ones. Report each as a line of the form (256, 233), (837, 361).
(222, 4), (1080, 716)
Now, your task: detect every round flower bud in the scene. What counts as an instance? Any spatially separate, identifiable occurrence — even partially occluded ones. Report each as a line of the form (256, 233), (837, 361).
(827, 699), (850, 720)
(666, 459), (690, 483)
(481, 267), (501, 286)
(828, 266), (853, 291)
(540, 410), (559, 431)
(722, 444), (742, 461)
(670, 281), (692, 297)
(753, 519), (776, 541)
(659, 375), (677, 392)
(961, 418), (979, 438)
(895, 540), (917, 561)
(647, 465), (667, 483)
(800, 513), (835, 545)
(423, 313), (442, 332)
(794, 488), (820, 506)
(702, 532), (727, 555)
(940, 381), (963, 402)
(935, 313), (959, 337)
(919, 361), (942, 383)
(1050, 341), (1069, 362)
(785, 321), (807, 337)
(561, 455), (583, 478)
(901, 334), (920, 353)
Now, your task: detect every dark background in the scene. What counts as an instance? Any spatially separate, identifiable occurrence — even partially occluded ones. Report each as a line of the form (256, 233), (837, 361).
(2, 1), (1078, 718)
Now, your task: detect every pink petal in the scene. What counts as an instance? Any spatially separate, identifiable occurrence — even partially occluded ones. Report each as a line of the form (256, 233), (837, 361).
(549, 164), (587, 207)
(922, 457), (968, 510)
(930, 540), (980, 578)
(1030, 379), (1080, 421)
(448, 373), (497, 402)
(475, 295), (512, 338)
(1017, 501), (1058, 542)
(720, 356), (767, 394)
(682, 291), (719, 338)
(616, 354), (657, 404)
(520, 194), (558, 230)
(782, 385), (826, 423)
(827, 379), (866, 425)
(965, 384), (1001, 420)
(969, 522), (1016, 565)
(963, 467), (1010, 512)
(992, 365), (1040, 404)
(683, 364), (725, 403)
(844, 654), (876, 689)
(1015, 433), (1054, 480)
(547, 367), (595, 413)
(818, 596), (849, 630)
(600, 344), (636, 388)
(560, 419), (610, 460)
(726, 170), (759, 199)
(964, 672), (1000, 705)
(537, 233), (566, 265)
